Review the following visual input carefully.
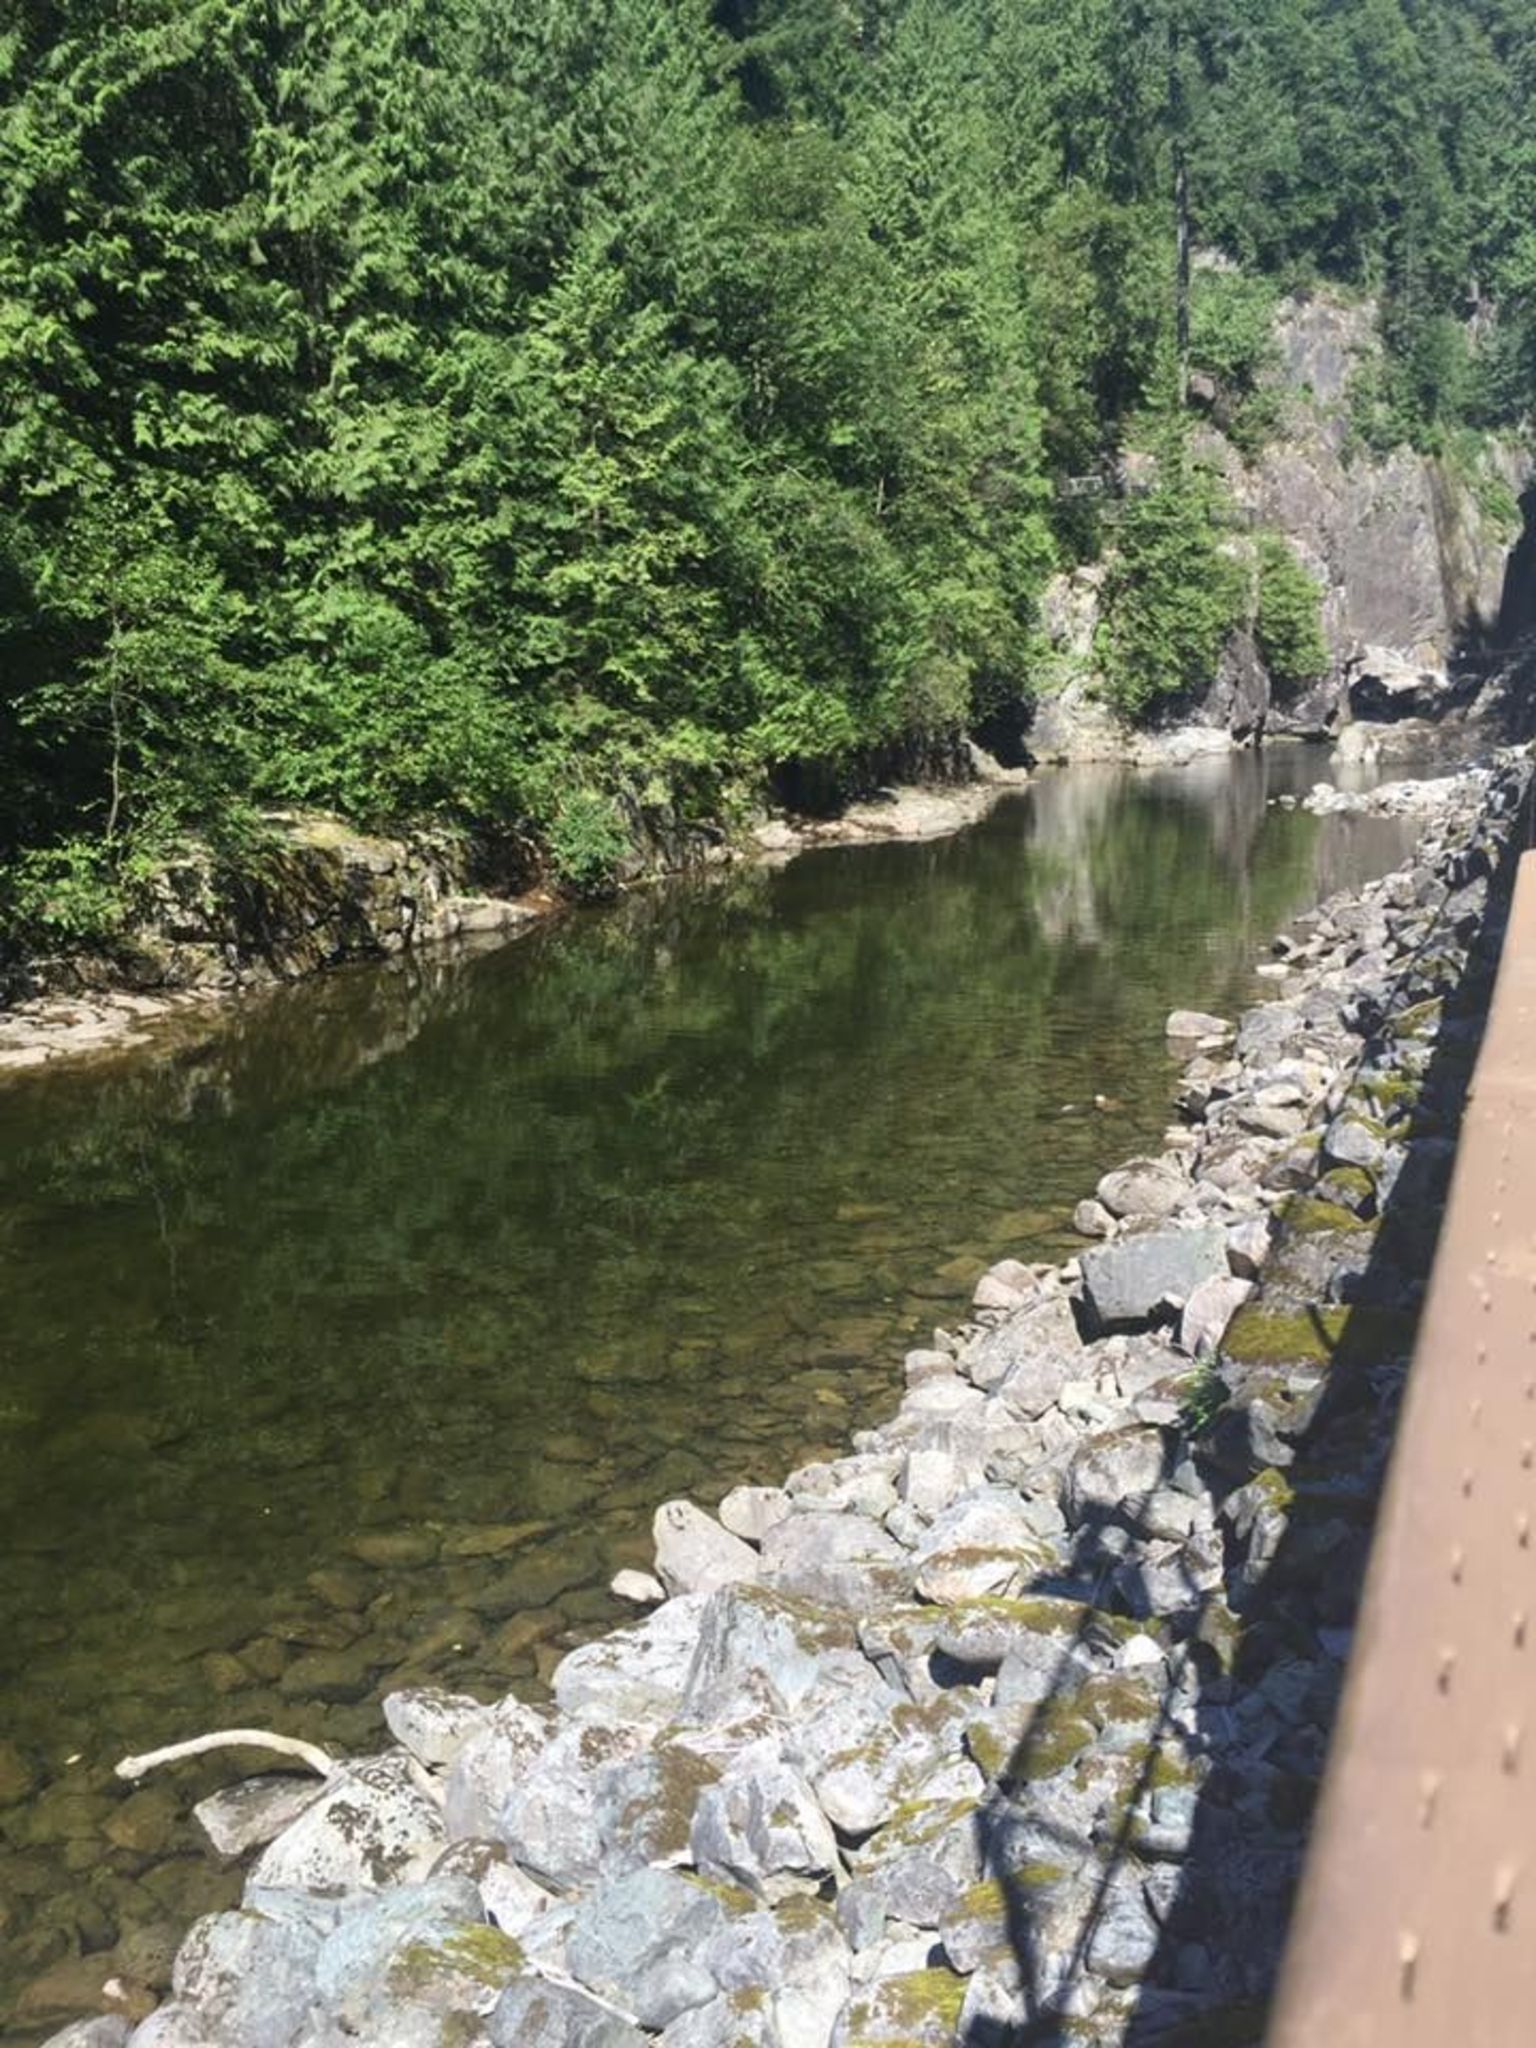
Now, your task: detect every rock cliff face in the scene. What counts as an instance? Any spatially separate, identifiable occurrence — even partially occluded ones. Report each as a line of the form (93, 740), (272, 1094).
(1029, 293), (1533, 761)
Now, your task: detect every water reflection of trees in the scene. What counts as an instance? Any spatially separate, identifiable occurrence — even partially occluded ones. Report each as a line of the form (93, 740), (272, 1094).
(0, 762), (1412, 1743)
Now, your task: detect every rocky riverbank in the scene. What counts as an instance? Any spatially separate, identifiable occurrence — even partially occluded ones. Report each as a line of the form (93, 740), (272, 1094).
(31, 748), (1532, 2048)
(0, 762), (1035, 1078)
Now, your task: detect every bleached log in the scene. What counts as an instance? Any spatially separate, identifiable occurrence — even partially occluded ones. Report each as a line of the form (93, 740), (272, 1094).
(115, 1728), (335, 1782)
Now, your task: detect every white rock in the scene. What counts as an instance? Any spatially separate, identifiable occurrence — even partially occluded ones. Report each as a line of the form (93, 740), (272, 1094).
(1177, 1275), (1253, 1358)
(717, 1486), (792, 1544)
(611, 1568), (667, 1605)
(383, 1687), (489, 1771)
(898, 1449), (959, 1520)
(553, 1594), (708, 1725)
(193, 1774), (326, 1861)
(248, 1754), (444, 1893)
(653, 1500), (762, 1598)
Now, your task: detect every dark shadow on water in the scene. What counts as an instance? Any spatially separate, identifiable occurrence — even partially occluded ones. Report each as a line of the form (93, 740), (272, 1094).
(962, 775), (1530, 2044)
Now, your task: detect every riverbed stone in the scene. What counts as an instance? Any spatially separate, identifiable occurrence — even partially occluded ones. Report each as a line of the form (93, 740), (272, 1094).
(566, 1870), (728, 2029)
(249, 1753), (444, 1894)
(37, 2023), (132, 2048)
(1079, 1226), (1230, 1329)
(759, 1512), (912, 1612)
(443, 1699), (552, 1842)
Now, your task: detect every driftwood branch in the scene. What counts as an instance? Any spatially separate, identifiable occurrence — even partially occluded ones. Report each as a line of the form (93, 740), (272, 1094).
(116, 1728), (335, 1782)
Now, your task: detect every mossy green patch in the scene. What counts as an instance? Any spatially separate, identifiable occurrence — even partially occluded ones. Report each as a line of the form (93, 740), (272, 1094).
(390, 1923), (523, 1996)
(1281, 1195), (1377, 1237)
(849, 1966), (967, 2039)
(1077, 1670), (1160, 1730)
(1005, 1701), (1096, 1782)
(1221, 1304), (1351, 1367)
(1315, 1165), (1373, 1213)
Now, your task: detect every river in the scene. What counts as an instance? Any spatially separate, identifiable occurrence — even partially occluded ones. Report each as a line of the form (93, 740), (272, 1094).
(0, 747), (1420, 2039)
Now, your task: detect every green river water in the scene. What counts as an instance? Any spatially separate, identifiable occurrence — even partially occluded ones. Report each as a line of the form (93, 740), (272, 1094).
(0, 748), (1419, 2038)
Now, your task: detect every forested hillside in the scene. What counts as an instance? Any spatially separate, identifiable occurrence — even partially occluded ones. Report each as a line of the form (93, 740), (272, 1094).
(2, 0), (1533, 933)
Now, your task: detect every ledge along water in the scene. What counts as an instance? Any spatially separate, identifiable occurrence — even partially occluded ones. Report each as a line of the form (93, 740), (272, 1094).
(0, 746), (1424, 2041)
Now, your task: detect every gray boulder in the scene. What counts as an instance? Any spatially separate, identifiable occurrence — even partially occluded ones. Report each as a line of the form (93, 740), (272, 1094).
(495, 1718), (649, 1889)
(1095, 1157), (1189, 1221)
(443, 1699), (551, 1843)
(759, 1513), (912, 1612)
(1079, 1226), (1229, 1329)
(911, 1489), (1054, 1601)
(681, 1585), (856, 1722)
(551, 1595), (707, 1725)
(653, 1500), (762, 1597)
(37, 2026), (131, 2048)
(383, 1688), (489, 1771)
(489, 1978), (646, 2048)
(1065, 1426), (1170, 1527)
(691, 1762), (840, 1895)
(170, 1909), (321, 2048)
(312, 1876), (505, 2035)
(565, 1871), (727, 2030)
(193, 1774), (326, 1861)
(960, 1293), (1082, 1403)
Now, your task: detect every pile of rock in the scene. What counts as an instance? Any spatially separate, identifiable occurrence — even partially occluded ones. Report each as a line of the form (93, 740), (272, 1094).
(39, 750), (1531, 2048)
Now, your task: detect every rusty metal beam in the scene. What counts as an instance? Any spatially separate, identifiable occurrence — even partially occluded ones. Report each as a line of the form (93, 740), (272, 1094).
(1268, 847), (1536, 2046)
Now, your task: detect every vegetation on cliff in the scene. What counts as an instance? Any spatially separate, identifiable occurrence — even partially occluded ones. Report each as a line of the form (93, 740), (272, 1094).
(1, 0), (1532, 929)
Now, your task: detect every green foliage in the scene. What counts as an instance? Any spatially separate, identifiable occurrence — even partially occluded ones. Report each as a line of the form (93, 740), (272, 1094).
(0, 0), (1532, 937)
(544, 789), (632, 897)
(1189, 269), (1279, 394)
(1254, 535), (1329, 685)
(1098, 429), (1245, 716)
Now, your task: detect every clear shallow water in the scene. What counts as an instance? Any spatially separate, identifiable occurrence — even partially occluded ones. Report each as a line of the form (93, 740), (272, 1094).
(0, 748), (1418, 2035)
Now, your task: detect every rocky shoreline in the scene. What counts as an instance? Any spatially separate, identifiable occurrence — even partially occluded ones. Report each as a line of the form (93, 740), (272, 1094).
(30, 747), (1532, 2048)
(0, 762), (1043, 1079)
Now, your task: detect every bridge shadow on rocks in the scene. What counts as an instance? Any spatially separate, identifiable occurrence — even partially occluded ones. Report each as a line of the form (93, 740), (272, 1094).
(961, 772), (1531, 2047)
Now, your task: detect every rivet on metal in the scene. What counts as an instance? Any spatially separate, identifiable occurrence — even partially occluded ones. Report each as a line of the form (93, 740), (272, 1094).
(1452, 1545), (1466, 1584)
(1473, 1398), (1487, 1426)
(1398, 1929), (1420, 1999)
(1519, 1513), (1531, 1550)
(1503, 1725), (1523, 1775)
(1494, 1865), (1518, 1933)
(1515, 1611), (1528, 1650)
(1463, 1468), (1477, 1497)
(1419, 1772), (1441, 1828)
(1522, 1442), (1534, 1471)
(1438, 1647), (1457, 1694)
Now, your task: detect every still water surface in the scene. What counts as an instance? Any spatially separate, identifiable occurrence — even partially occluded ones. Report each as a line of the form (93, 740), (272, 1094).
(0, 749), (1417, 2035)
